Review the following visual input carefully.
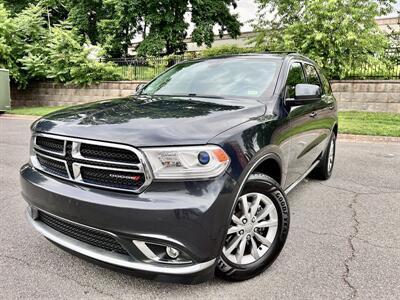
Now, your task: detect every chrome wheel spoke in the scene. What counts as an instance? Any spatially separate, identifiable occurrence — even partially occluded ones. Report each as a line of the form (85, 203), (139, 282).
(250, 237), (260, 260)
(239, 195), (250, 218)
(255, 232), (272, 248)
(232, 214), (242, 225)
(250, 194), (261, 218)
(227, 226), (242, 235)
(256, 205), (273, 222)
(225, 235), (242, 255)
(255, 219), (278, 228)
(235, 236), (247, 264)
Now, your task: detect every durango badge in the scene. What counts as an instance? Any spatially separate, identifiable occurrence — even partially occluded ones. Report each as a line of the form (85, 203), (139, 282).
(109, 174), (141, 181)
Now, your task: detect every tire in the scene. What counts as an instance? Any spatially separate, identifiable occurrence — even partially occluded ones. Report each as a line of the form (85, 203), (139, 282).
(216, 173), (290, 281)
(310, 132), (336, 180)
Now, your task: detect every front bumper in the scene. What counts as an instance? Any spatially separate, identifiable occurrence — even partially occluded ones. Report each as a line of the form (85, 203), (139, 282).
(20, 164), (237, 283)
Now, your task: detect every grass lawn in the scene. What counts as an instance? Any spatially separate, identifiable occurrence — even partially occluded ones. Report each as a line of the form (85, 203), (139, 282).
(6, 106), (68, 116)
(339, 111), (400, 137)
(5, 106), (400, 137)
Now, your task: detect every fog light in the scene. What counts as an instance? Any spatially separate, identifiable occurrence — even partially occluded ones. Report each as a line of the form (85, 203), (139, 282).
(166, 246), (180, 259)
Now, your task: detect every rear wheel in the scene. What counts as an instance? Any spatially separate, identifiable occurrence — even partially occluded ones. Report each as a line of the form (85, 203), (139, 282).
(311, 133), (336, 180)
(216, 173), (290, 281)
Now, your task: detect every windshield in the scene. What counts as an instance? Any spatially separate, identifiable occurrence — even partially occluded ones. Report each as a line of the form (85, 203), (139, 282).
(141, 57), (281, 100)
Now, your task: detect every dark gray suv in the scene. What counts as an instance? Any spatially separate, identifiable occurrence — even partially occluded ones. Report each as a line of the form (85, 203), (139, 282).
(21, 53), (337, 283)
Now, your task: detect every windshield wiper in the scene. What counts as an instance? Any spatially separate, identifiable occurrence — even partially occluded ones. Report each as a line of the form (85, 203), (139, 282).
(186, 93), (226, 99)
(150, 93), (226, 99)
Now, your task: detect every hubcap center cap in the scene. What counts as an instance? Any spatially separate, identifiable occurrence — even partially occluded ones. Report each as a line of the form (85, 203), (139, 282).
(244, 223), (253, 234)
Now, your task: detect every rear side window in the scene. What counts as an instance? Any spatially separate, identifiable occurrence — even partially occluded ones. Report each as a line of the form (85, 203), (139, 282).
(304, 64), (322, 87)
(319, 70), (332, 93)
(285, 62), (306, 98)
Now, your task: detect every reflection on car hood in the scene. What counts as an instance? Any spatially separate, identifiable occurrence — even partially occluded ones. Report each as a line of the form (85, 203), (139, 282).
(32, 95), (266, 147)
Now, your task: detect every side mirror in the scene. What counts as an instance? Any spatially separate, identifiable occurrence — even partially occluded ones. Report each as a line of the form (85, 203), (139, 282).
(286, 84), (321, 106)
(135, 83), (145, 94)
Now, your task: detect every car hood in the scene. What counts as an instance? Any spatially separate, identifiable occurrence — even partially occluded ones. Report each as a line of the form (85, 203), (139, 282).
(32, 95), (265, 147)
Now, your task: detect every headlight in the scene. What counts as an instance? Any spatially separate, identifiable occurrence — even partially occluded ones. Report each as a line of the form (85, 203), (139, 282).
(141, 145), (230, 180)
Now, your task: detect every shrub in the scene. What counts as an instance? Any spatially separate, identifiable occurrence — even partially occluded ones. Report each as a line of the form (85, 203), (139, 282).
(201, 45), (264, 57)
(0, 4), (121, 87)
(44, 24), (121, 85)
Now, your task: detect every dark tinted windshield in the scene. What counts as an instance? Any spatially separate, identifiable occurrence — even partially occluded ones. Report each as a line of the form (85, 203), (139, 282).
(142, 57), (281, 100)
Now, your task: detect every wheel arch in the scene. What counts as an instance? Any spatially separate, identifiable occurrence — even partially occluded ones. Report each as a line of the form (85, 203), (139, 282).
(219, 146), (286, 254)
(253, 158), (282, 186)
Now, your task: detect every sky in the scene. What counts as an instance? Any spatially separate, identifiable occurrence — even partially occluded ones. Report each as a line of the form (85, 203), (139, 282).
(390, 0), (400, 17)
(235, 0), (259, 32)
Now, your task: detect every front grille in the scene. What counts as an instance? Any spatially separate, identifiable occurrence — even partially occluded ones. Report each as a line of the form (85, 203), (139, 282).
(39, 211), (129, 255)
(36, 136), (64, 154)
(81, 167), (145, 190)
(32, 134), (149, 192)
(36, 154), (68, 178)
(80, 143), (140, 164)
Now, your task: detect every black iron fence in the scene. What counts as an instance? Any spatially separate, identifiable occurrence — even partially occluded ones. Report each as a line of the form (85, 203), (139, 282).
(344, 48), (400, 79)
(101, 55), (192, 80)
(103, 50), (400, 81)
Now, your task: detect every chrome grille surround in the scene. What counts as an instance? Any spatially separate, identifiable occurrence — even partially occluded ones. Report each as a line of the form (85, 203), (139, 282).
(31, 133), (153, 193)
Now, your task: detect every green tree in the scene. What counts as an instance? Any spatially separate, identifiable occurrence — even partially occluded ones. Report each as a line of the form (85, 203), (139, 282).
(0, 3), (48, 85)
(2, 0), (242, 57)
(97, 0), (142, 57)
(63, 0), (104, 44)
(0, 3), (120, 87)
(252, 0), (396, 78)
(136, 0), (241, 56)
(2, 0), (37, 15)
(0, 3), (14, 75)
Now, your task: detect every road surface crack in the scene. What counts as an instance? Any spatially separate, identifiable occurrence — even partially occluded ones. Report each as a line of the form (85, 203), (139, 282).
(293, 226), (347, 239)
(343, 193), (359, 299)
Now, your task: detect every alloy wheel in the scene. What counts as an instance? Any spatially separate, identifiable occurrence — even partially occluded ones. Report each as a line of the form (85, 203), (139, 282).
(328, 138), (335, 173)
(223, 193), (278, 265)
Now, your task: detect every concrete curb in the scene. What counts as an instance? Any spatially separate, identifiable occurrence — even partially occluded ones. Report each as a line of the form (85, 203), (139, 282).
(1, 114), (40, 120)
(337, 134), (400, 144)
(1, 114), (399, 144)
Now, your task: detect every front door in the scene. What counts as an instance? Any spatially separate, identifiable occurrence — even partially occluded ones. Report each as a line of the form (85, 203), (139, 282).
(285, 63), (329, 186)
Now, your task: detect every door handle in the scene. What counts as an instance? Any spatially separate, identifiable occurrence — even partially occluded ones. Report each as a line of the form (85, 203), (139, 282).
(309, 112), (317, 118)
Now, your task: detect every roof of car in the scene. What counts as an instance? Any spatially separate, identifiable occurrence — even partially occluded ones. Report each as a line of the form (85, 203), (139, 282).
(190, 52), (316, 65)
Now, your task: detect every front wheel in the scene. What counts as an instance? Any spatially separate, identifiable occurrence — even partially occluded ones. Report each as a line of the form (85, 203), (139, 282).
(216, 173), (290, 281)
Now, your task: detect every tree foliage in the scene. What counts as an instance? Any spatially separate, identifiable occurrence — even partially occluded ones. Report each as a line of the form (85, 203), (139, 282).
(252, 0), (396, 78)
(3, 0), (242, 57)
(137, 0), (241, 56)
(0, 3), (120, 87)
(201, 45), (264, 57)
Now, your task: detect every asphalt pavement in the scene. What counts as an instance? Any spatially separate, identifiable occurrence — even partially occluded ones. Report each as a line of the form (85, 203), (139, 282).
(1, 116), (399, 300)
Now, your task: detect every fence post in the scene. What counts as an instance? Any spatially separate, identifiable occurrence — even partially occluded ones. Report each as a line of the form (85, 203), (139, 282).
(134, 60), (137, 80)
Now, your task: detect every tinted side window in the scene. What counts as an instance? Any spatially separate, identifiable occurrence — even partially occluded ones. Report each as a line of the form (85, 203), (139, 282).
(286, 62), (306, 98)
(304, 64), (322, 87)
(319, 70), (332, 93)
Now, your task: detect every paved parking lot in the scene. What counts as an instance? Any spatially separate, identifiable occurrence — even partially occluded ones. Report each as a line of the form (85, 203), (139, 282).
(1, 117), (399, 300)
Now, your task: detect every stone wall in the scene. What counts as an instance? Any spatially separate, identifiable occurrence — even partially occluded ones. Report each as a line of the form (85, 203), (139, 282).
(11, 81), (146, 107)
(11, 80), (400, 113)
(330, 80), (400, 113)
